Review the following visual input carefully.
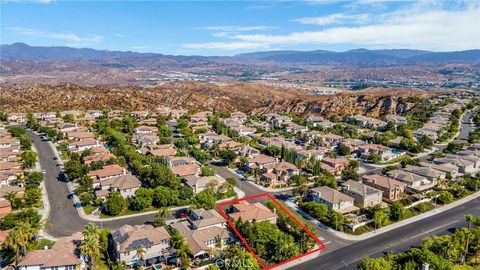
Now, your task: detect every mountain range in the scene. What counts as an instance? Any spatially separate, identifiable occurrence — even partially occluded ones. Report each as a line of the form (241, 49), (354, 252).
(2, 43), (479, 67)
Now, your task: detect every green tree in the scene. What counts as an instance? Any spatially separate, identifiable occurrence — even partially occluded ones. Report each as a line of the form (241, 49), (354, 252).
(389, 202), (408, 221)
(3, 223), (34, 264)
(314, 172), (337, 189)
(152, 186), (179, 207)
(21, 151), (37, 169)
(24, 188), (41, 207)
(338, 144), (351, 156)
(153, 207), (170, 227)
(368, 153), (382, 164)
(104, 191), (127, 216)
(358, 257), (393, 270)
(219, 245), (260, 270)
(201, 166), (216, 177)
(129, 188), (153, 211)
(373, 210), (389, 229)
(437, 191), (454, 205)
(80, 234), (100, 270)
(219, 149), (237, 165)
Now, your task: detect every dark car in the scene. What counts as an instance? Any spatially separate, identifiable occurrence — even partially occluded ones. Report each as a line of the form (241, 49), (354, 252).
(67, 193), (74, 199)
(53, 157), (58, 160)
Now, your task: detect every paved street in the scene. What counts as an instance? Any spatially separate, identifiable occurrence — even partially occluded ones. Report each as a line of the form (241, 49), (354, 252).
(27, 130), (165, 236)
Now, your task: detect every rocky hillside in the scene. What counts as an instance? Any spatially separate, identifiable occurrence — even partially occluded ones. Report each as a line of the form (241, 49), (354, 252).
(0, 82), (433, 117)
(256, 88), (429, 117)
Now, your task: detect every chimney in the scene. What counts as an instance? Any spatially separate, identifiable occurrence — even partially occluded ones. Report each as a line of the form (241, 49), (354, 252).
(345, 185), (350, 191)
(422, 262), (429, 270)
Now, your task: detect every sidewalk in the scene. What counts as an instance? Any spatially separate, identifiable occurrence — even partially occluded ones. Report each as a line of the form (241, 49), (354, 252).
(287, 190), (480, 241)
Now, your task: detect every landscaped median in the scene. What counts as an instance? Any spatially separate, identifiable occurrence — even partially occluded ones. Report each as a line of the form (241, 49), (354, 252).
(289, 187), (480, 241)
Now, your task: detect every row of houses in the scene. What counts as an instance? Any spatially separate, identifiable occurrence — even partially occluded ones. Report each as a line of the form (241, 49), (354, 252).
(309, 142), (480, 214)
(16, 202), (279, 269)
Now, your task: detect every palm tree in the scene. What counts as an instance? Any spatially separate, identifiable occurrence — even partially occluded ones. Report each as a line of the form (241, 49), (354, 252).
(3, 223), (33, 264)
(153, 207), (170, 227)
(83, 222), (99, 238)
(134, 246), (146, 269)
(80, 234), (100, 270)
(6, 191), (16, 202)
(108, 260), (127, 270)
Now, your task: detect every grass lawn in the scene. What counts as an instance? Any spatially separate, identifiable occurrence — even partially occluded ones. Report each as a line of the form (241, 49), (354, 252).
(83, 204), (98, 215)
(28, 238), (55, 250)
(100, 206), (158, 218)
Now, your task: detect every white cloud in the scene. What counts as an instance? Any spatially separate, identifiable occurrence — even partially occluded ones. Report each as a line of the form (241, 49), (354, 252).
(206, 4), (480, 51)
(7, 27), (104, 45)
(292, 13), (370, 25)
(197, 25), (275, 32)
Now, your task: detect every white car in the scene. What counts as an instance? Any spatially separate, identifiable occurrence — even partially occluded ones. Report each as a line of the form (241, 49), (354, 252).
(41, 169), (46, 174)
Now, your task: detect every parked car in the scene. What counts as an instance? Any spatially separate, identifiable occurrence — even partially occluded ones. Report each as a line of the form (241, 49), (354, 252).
(67, 193), (74, 199)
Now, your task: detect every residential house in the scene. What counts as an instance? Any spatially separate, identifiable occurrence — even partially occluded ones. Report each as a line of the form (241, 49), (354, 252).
(403, 165), (446, 181)
(59, 123), (78, 134)
(68, 138), (99, 152)
(135, 126), (158, 134)
(111, 225), (173, 266)
(343, 180), (383, 208)
(340, 138), (367, 152)
(306, 116), (334, 128)
(349, 115), (386, 129)
(147, 144), (177, 157)
(17, 232), (84, 270)
(310, 186), (359, 214)
(320, 156), (349, 174)
(228, 201), (278, 224)
(198, 133), (230, 148)
(445, 154), (480, 172)
(320, 133), (344, 148)
(183, 175), (226, 194)
(247, 154), (276, 171)
(419, 162), (459, 178)
(166, 156), (197, 167)
(435, 157), (477, 174)
(170, 163), (201, 177)
(95, 175), (141, 199)
(362, 174), (407, 202)
(170, 209), (230, 259)
(88, 164), (127, 187)
(387, 169), (435, 192)
(357, 144), (395, 162)
(7, 113), (27, 123)
(82, 147), (115, 165)
(236, 145), (261, 158)
(132, 133), (159, 147)
(66, 131), (95, 141)
(385, 115), (408, 124)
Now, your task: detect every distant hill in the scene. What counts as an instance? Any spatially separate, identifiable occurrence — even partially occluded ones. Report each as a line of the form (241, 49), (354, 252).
(235, 48), (480, 66)
(2, 43), (479, 67)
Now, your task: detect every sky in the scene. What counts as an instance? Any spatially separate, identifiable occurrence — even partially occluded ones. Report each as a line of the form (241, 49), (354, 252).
(1, 0), (479, 56)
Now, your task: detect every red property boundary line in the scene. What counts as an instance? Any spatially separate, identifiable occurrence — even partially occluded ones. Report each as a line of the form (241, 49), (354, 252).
(216, 193), (326, 270)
